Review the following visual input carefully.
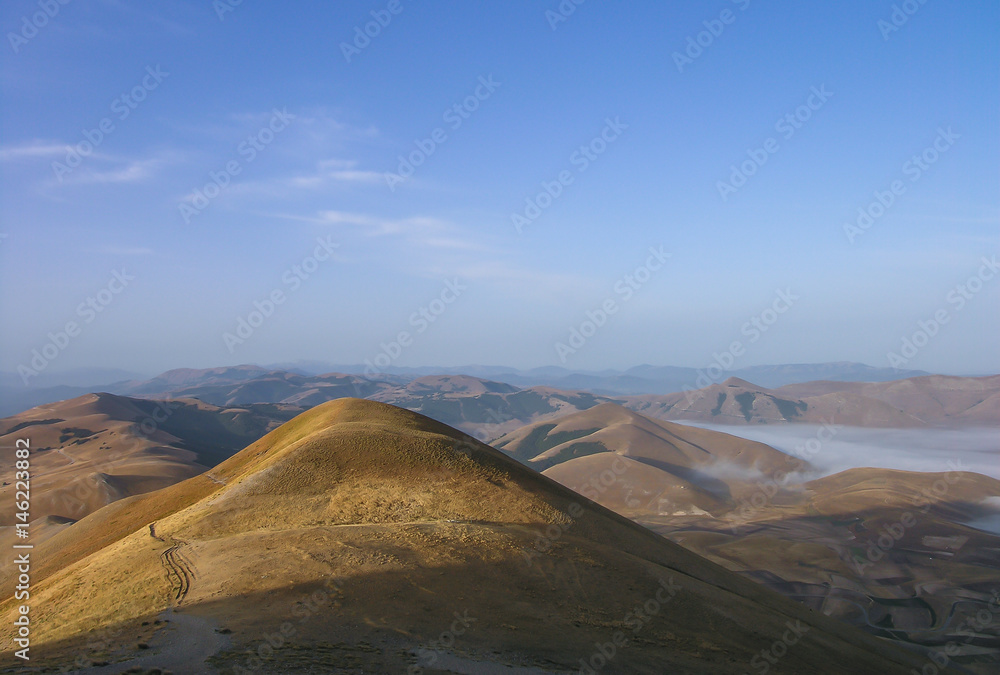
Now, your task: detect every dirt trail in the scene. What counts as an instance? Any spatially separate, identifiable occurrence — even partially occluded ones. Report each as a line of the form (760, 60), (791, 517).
(70, 608), (230, 675)
(205, 472), (226, 485)
(159, 539), (196, 603)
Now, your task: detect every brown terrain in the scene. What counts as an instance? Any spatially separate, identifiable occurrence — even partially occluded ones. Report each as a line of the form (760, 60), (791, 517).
(1, 371), (995, 671)
(494, 402), (810, 517)
(0, 399), (937, 674)
(118, 368), (617, 440)
(368, 374), (616, 439)
(494, 404), (1000, 673)
(772, 374), (1000, 426)
(0, 393), (299, 528)
(622, 375), (1000, 427)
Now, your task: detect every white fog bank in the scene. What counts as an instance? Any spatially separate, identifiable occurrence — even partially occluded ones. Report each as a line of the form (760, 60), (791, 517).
(673, 422), (1000, 481)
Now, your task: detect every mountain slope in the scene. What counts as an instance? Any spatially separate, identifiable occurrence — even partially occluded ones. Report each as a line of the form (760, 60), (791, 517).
(0, 393), (300, 524)
(0, 399), (931, 674)
(494, 402), (810, 516)
(624, 377), (933, 427)
(774, 374), (1000, 426)
(370, 375), (616, 439)
(496, 405), (999, 671)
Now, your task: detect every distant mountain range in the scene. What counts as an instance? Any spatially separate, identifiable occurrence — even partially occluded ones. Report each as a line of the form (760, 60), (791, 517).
(279, 360), (934, 394)
(623, 374), (1000, 427)
(0, 361), (937, 418)
(1, 365), (995, 435)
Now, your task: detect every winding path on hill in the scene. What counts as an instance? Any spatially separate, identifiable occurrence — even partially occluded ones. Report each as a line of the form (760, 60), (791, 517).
(54, 448), (76, 465)
(159, 538), (196, 603)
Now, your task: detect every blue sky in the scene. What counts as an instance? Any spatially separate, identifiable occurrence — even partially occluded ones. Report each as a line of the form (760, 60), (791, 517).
(1, 0), (997, 379)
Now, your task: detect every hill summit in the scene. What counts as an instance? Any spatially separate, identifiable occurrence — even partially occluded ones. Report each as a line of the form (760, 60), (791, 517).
(2, 399), (931, 673)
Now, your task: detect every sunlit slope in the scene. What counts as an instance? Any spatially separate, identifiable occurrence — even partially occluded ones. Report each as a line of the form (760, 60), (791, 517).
(0, 392), (298, 527)
(0, 399), (933, 674)
(495, 402), (810, 516)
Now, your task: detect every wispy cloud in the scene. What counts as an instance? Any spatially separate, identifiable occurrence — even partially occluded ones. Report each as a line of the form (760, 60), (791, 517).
(315, 211), (460, 240)
(45, 150), (180, 187)
(259, 209), (495, 256)
(65, 158), (162, 185)
(0, 141), (84, 161)
(285, 159), (383, 188)
(2, 138), (180, 188)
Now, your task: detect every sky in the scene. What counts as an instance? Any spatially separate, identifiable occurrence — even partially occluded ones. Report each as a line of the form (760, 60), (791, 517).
(1, 0), (997, 381)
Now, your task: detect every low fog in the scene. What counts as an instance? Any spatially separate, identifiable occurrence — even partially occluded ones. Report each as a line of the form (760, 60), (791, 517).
(675, 422), (1000, 481)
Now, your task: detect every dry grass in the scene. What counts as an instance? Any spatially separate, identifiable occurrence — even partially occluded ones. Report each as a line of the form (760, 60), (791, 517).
(0, 399), (937, 674)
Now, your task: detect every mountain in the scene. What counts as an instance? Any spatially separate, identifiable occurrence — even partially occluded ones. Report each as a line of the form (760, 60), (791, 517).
(774, 374), (1000, 426)
(722, 362), (931, 388)
(0, 374), (614, 529)
(642, 466), (1000, 673)
(495, 404), (1000, 671)
(493, 362), (931, 395)
(0, 367), (147, 389)
(0, 384), (97, 418)
(493, 402), (809, 516)
(370, 374), (615, 439)
(0, 367), (152, 417)
(122, 369), (395, 408)
(0, 399), (931, 674)
(0, 393), (300, 525)
(623, 374), (1000, 427)
(116, 364), (276, 391)
(623, 377), (925, 427)
(1, 367), (993, 444)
